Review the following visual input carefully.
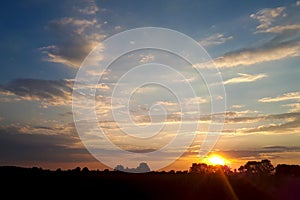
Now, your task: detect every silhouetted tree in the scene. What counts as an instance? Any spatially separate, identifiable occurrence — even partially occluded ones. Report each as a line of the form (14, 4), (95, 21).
(238, 165), (246, 173)
(82, 167), (89, 173)
(260, 159), (275, 175)
(276, 164), (300, 176)
(72, 167), (81, 173)
(189, 163), (209, 174)
(242, 159), (274, 175)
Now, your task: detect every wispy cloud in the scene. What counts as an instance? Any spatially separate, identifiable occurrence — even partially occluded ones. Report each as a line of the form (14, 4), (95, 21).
(213, 110), (300, 136)
(77, 0), (99, 15)
(250, 7), (286, 30)
(199, 33), (233, 47)
(259, 92), (300, 102)
(259, 24), (300, 33)
(243, 117), (300, 134)
(0, 79), (73, 107)
(211, 40), (300, 68)
(40, 1), (107, 68)
(54, 17), (98, 34)
(283, 103), (300, 112)
(260, 92), (300, 113)
(184, 96), (208, 105)
(139, 54), (155, 63)
(197, 3), (300, 68)
(40, 17), (105, 68)
(224, 73), (267, 85)
(213, 146), (300, 161)
(231, 105), (245, 109)
(233, 112), (300, 134)
(250, 4), (300, 34)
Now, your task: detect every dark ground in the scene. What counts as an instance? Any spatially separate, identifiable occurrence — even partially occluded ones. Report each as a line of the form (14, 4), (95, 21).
(1, 166), (300, 200)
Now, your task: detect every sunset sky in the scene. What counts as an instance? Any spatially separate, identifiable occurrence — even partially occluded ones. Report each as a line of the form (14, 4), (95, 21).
(0, 0), (300, 171)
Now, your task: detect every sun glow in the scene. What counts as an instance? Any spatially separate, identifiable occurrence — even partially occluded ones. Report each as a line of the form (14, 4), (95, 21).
(205, 155), (230, 166)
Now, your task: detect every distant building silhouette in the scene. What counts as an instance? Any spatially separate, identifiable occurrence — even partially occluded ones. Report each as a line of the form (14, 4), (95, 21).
(114, 162), (151, 173)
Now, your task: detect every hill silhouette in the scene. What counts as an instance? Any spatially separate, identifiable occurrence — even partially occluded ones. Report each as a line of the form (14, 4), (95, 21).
(1, 160), (300, 199)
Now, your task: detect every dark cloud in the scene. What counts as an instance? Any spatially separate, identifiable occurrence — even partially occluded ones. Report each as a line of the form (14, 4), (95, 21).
(244, 112), (300, 133)
(225, 116), (263, 123)
(263, 146), (287, 149)
(218, 150), (263, 159)
(0, 125), (94, 164)
(263, 146), (300, 151)
(215, 146), (300, 161)
(40, 6), (106, 68)
(33, 126), (56, 130)
(0, 78), (73, 106)
(224, 112), (300, 133)
(266, 112), (300, 120)
(126, 148), (157, 153)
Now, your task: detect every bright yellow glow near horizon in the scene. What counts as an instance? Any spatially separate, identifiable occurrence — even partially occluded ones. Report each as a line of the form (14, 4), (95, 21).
(205, 155), (230, 166)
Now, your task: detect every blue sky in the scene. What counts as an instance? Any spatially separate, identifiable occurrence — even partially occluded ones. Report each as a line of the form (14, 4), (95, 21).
(0, 0), (300, 170)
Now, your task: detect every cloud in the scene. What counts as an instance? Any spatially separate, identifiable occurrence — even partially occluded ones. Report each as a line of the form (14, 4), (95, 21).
(263, 146), (300, 151)
(41, 17), (105, 68)
(156, 101), (178, 107)
(196, 4), (300, 69)
(297, 1), (300, 6)
(18, 123), (76, 136)
(225, 116), (263, 124)
(114, 25), (122, 30)
(231, 105), (245, 109)
(283, 103), (300, 112)
(250, 3), (300, 34)
(215, 146), (300, 161)
(0, 79), (73, 107)
(240, 112), (300, 134)
(259, 24), (300, 33)
(243, 118), (300, 134)
(250, 7), (286, 30)
(77, 0), (99, 15)
(184, 96), (208, 105)
(224, 73), (267, 85)
(54, 17), (98, 34)
(211, 40), (300, 68)
(259, 92), (300, 113)
(41, 1), (107, 68)
(225, 111), (300, 126)
(259, 92), (300, 102)
(199, 33), (233, 47)
(139, 54), (155, 63)
(0, 124), (94, 164)
(134, 86), (159, 94)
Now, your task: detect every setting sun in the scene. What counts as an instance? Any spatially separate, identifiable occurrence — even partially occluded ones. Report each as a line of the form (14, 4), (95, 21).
(204, 155), (230, 166)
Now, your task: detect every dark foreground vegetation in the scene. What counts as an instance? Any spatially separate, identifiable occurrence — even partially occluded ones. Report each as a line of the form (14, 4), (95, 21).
(1, 160), (300, 200)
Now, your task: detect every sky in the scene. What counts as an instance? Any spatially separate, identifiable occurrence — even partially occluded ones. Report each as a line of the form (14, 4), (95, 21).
(0, 0), (300, 171)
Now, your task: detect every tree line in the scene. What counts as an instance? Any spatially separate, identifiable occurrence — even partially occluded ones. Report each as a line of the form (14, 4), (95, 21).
(1, 159), (299, 177)
(190, 159), (300, 177)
